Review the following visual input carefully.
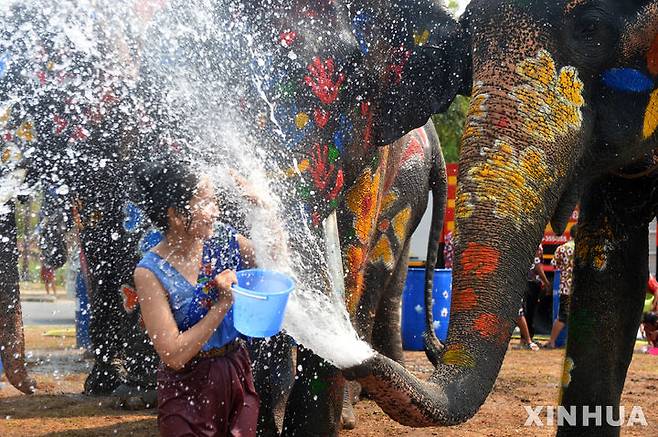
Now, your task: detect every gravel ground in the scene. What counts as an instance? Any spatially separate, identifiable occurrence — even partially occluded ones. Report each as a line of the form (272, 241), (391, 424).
(1, 327), (656, 436)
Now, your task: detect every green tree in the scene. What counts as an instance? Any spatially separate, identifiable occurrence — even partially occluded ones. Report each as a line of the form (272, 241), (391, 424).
(432, 95), (470, 163)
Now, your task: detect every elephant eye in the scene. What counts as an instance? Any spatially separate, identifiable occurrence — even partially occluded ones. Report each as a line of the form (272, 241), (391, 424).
(578, 19), (599, 39)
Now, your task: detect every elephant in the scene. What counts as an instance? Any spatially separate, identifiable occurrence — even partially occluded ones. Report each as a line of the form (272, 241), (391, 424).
(336, 121), (445, 428)
(0, 2), (159, 396)
(248, 120), (445, 434)
(345, 1), (658, 436)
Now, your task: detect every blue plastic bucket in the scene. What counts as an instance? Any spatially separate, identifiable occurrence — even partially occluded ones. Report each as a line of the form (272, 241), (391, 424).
(232, 269), (294, 338)
(552, 270), (569, 347)
(401, 268), (452, 351)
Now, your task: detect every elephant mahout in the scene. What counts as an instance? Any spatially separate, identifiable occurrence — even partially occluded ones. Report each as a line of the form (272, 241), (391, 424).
(347, 1), (658, 436)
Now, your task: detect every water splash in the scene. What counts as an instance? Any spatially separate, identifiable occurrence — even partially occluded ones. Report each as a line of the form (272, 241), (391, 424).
(1, 0), (374, 369)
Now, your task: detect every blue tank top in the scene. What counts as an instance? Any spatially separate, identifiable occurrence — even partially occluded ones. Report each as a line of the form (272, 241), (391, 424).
(137, 224), (243, 351)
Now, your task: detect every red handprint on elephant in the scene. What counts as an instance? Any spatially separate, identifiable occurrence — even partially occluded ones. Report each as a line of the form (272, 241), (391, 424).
(309, 143), (344, 201)
(304, 57), (345, 105)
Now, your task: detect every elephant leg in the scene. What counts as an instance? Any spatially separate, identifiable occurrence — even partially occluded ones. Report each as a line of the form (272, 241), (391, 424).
(81, 203), (135, 395)
(0, 203), (36, 394)
(83, 281), (129, 395)
(114, 308), (159, 409)
(371, 240), (411, 365)
(558, 181), (650, 436)
(282, 346), (343, 437)
(339, 241), (410, 429)
(248, 334), (294, 437)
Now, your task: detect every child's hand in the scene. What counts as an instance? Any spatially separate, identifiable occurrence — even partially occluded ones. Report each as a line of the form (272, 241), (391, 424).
(213, 269), (237, 306)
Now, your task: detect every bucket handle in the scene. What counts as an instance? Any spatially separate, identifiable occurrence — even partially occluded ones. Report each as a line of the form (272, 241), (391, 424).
(231, 285), (268, 301)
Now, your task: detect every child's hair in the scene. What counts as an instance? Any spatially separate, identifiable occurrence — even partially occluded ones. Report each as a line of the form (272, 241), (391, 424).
(569, 224), (578, 240)
(643, 311), (658, 326)
(133, 160), (199, 231)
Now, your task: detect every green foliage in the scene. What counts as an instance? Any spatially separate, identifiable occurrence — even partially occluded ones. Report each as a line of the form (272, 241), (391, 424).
(446, 0), (460, 14)
(432, 95), (470, 163)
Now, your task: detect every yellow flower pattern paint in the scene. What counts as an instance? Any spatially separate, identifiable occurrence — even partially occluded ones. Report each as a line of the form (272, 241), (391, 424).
(512, 50), (584, 142)
(561, 356), (575, 388)
(468, 140), (552, 225)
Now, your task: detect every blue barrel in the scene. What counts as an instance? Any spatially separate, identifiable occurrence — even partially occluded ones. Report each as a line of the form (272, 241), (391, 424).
(75, 272), (91, 350)
(401, 268), (452, 351)
(552, 270), (568, 347)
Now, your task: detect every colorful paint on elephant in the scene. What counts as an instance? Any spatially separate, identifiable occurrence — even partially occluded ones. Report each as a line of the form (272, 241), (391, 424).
(460, 242), (500, 278)
(642, 35), (658, 139)
(473, 313), (511, 345)
(441, 344), (476, 368)
(560, 356), (575, 390)
(512, 50), (584, 142)
(450, 288), (478, 312)
(343, 149), (402, 313)
(342, 130), (426, 314)
(460, 82), (487, 143)
(467, 141), (553, 226)
(574, 219), (614, 271)
(602, 33), (658, 140)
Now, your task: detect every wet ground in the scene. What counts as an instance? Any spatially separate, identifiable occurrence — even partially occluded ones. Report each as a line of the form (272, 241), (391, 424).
(1, 327), (656, 436)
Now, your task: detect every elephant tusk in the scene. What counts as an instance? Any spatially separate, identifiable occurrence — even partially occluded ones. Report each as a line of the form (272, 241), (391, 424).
(323, 210), (346, 302)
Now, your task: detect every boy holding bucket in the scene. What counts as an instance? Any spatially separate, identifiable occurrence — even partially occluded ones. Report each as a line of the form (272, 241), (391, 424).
(133, 159), (271, 436)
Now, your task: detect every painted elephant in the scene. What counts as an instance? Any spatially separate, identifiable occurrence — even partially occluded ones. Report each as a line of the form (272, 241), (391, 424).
(345, 1), (658, 436)
(249, 121), (445, 434)
(0, 2), (159, 396)
(336, 121), (445, 428)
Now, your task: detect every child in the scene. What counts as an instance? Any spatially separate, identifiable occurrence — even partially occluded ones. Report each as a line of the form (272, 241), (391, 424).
(133, 160), (262, 436)
(642, 312), (658, 349)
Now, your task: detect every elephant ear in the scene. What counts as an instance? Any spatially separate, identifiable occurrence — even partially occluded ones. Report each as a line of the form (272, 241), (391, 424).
(350, 1), (471, 145)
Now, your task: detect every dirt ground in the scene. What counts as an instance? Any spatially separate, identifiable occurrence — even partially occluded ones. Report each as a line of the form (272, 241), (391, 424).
(1, 327), (656, 436)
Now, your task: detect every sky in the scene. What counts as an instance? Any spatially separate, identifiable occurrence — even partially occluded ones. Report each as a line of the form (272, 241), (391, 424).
(455, 0), (471, 16)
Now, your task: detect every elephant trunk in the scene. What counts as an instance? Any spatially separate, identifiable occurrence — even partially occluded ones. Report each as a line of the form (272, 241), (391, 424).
(0, 203), (36, 394)
(345, 69), (582, 425)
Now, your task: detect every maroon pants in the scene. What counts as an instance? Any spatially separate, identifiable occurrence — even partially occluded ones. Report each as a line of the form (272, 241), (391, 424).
(157, 345), (259, 437)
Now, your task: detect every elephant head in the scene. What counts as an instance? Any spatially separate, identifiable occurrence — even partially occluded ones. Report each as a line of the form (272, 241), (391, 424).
(345, 0), (658, 427)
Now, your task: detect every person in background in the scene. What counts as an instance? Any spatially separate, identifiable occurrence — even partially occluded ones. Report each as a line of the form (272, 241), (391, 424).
(543, 225), (577, 349)
(641, 311), (658, 349)
(133, 160), (277, 437)
(443, 230), (454, 269)
(648, 273), (658, 313)
(518, 243), (550, 350)
(40, 257), (57, 296)
(516, 308), (539, 351)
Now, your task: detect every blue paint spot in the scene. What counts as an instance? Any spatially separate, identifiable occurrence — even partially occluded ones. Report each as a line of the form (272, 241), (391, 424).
(601, 68), (654, 93)
(0, 52), (10, 79)
(352, 10), (370, 55)
(123, 201), (145, 232)
(275, 104), (313, 149)
(333, 114), (353, 153)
